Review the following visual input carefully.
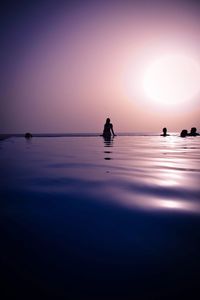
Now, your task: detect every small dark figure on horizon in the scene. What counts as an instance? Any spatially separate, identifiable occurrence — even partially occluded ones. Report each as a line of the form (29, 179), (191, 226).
(180, 129), (188, 137)
(102, 118), (116, 138)
(160, 127), (169, 136)
(188, 127), (199, 136)
(25, 132), (32, 139)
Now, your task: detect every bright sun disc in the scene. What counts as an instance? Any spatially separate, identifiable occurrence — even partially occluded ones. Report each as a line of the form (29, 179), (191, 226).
(143, 55), (200, 106)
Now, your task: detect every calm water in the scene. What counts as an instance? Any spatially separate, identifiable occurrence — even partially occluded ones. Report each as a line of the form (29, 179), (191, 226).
(1, 135), (200, 298)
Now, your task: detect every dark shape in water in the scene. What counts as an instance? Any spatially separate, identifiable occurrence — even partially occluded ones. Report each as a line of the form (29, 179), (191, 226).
(102, 118), (116, 138)
(25, 132), (32, 139)
(180, 129), (188, 137)
(103, 135), (113, 147)
(188, 127), (199, 136)
(160, 127), (169, 136)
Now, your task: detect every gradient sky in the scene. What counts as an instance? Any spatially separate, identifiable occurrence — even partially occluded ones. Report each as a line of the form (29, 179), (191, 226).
(1, 0), (200, 133)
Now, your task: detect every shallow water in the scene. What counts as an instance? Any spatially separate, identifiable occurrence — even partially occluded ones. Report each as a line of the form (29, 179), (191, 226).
(1, 135), (200, 298)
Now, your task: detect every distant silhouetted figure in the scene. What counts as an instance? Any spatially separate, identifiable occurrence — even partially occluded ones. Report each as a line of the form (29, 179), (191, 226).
(102, 118), (116, 138)
(180, 129), (188, 137)
(160, 127), (169, 136)
(188, 127), (199, 136)
(25, 132), (32, 139)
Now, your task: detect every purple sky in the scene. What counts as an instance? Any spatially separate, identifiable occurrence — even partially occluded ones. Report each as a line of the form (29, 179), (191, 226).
(1, 0), (200, 133)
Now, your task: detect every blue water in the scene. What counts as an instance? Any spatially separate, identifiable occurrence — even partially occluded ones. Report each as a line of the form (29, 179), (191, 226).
(1, 135), (200, 298)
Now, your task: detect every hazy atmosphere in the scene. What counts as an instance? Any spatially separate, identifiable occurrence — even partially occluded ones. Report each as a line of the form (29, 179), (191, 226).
(1, 2), (200, 298)
(1, 0), (200, 133)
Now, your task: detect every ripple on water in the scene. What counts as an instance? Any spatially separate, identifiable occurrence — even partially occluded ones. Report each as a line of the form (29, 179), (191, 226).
(0, 136), (200, 215)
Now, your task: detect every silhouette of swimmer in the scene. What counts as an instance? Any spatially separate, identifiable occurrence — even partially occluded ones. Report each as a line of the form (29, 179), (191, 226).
(102, 118), (116, 138)
(180, 129), (188, 137)
(25, 132), (32, 139)
(160, 127), (169, 136)
(188, 127), (199, 136)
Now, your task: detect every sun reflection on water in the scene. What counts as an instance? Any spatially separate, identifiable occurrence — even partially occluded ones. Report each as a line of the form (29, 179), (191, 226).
(149, 198), (199, 213)
(119, 192), (200, 214)
(115, 135), (200, 214)
(157, 171), (182, 187)
(157, 199), (194, 211)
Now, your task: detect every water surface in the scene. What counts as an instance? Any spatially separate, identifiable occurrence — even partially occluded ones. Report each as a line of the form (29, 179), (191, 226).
(1, 135), (200, 298)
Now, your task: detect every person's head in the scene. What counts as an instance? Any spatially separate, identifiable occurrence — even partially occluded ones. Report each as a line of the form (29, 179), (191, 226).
(180, 129), (188, 137)
(190, 127), (197, 135)
(25, 132), (32, 139)
(163, 127), (167, 134)
(106, 118), (110, 124)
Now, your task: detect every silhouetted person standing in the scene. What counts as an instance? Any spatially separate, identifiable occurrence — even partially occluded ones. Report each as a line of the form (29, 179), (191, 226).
(103, 118), (116, 138)
(160, 127), (169, 136)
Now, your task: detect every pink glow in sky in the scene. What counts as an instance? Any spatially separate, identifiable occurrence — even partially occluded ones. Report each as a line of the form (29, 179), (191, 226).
(1, 0), (200, 133)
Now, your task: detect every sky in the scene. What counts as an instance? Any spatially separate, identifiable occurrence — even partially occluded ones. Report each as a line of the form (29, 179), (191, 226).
(1, 0), (200, 133)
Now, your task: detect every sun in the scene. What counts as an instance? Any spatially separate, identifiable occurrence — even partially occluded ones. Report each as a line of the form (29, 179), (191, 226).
(143, 54), (200, 106)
